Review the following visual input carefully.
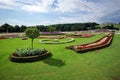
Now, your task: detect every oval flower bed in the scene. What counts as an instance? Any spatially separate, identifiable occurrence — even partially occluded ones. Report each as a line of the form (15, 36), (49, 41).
(40, 38), (75, 44)
(0, 34), (21, 39)
(9, 48), (51, 62)
(66, 33), (114, 53)
(40, 32), (64, 35)
(0, 36), (8, 39)
(38, 35), (64, 39)
(67, 33), (94, 38)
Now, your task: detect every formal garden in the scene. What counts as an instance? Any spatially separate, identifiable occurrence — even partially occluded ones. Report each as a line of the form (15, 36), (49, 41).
(0, 27), (120, 80)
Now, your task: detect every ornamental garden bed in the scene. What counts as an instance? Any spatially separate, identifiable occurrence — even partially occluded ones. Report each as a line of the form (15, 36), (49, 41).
(0, 34), (21, 39)
(66, 33), (114, 53)
(40, 38), (75, 44)
(67, 33), (94, 38)
(38, 35), (64, 39)
(9, 49), (51, 63)
(40, 32), (64, 35)
(0, 36), (8, 39)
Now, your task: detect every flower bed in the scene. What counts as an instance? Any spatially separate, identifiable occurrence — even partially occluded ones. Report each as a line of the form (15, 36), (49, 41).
(0, 36), (8, 39)
(81, 34), (94, 38)
(38, 35), (64, 39)
(66, 33), (114, 53)
(9, 48), (51, 62)
(10, 51), (51, 62)
(40, 32), (64, 35)
(40, 38), (75, 44)
(0, 34), (20, 39)
(67, 34), (94, 38)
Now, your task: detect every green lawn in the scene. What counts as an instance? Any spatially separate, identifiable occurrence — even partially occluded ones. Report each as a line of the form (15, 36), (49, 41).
(0, 34), (120, 80)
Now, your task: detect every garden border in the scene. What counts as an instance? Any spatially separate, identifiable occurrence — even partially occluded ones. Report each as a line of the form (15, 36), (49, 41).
(66, 32), (114, 53)
(9, 51), (51, 62)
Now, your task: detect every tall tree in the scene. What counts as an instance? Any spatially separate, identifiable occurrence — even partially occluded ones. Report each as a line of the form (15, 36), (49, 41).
(14, 25), (21, 32)
(48, 26), (56, 32)
(21, 25), (27, 32)
(1, 23), (11, 33)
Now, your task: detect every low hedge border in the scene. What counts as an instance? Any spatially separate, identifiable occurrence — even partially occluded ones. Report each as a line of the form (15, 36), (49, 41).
(40, 38), (75, 44)
(9, 51), (51, 63)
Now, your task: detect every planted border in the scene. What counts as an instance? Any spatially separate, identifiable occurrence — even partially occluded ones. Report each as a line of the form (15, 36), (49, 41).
(67, 34), (94, 38)
(40, 32), (64, 35)
(9, 51), (51, 62)
(66, 33), (114, 53)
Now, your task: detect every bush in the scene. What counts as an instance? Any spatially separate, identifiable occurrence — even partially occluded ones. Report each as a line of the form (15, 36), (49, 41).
(13, 48), (47, 57)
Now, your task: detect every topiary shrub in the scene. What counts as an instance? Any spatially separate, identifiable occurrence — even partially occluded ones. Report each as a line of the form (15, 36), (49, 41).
(25, 28), (40, 49)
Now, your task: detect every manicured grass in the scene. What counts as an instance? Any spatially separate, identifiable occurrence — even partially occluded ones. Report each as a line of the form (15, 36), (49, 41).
(0, 33), (120, 80)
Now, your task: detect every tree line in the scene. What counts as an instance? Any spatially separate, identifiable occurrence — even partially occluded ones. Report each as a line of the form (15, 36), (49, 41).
(0, 22), (119, 33)
(0, 23), (27, 33)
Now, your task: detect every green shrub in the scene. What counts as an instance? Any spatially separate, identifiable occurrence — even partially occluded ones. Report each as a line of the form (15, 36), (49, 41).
(25, 28), (40, 49)
(14, 48), (47, 57)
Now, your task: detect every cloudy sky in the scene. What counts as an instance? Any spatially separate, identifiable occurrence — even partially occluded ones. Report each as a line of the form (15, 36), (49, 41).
(0, 0), (120, 26)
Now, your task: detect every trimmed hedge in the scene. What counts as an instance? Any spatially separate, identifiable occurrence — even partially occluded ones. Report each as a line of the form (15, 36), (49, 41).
(9, 51), (51, 62)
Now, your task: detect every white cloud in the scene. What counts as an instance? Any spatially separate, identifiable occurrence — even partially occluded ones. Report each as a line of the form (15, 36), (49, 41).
(0, 0), (96, 13)
(0, 0), (119, 14)
(21, 0), (55, 13)
(0, 0), (120, 24)
(0, 0), (15, 6)
(55, 0), (96, 12)
(56, 0), (120, 23)
(0, 0), (55, 13)
(58, 15), (98, 24)
(21, 5), (48, 13)
(0, 0), (17, 9)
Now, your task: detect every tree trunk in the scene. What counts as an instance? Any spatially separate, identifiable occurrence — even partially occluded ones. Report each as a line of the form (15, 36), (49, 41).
(7, 28), (8, 33)
(31, 39), (34, 49)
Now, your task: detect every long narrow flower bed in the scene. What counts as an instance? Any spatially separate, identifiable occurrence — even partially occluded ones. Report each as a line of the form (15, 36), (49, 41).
(40, 32), (64, 35)
(0, 34), (20, 39)
(67, 34), (94, 38)
(66, 33), (114, 53)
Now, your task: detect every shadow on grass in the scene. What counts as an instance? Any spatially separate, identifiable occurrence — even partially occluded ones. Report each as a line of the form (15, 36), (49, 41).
(112, 77), (120, 80)
(43, 57), (65, 67)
